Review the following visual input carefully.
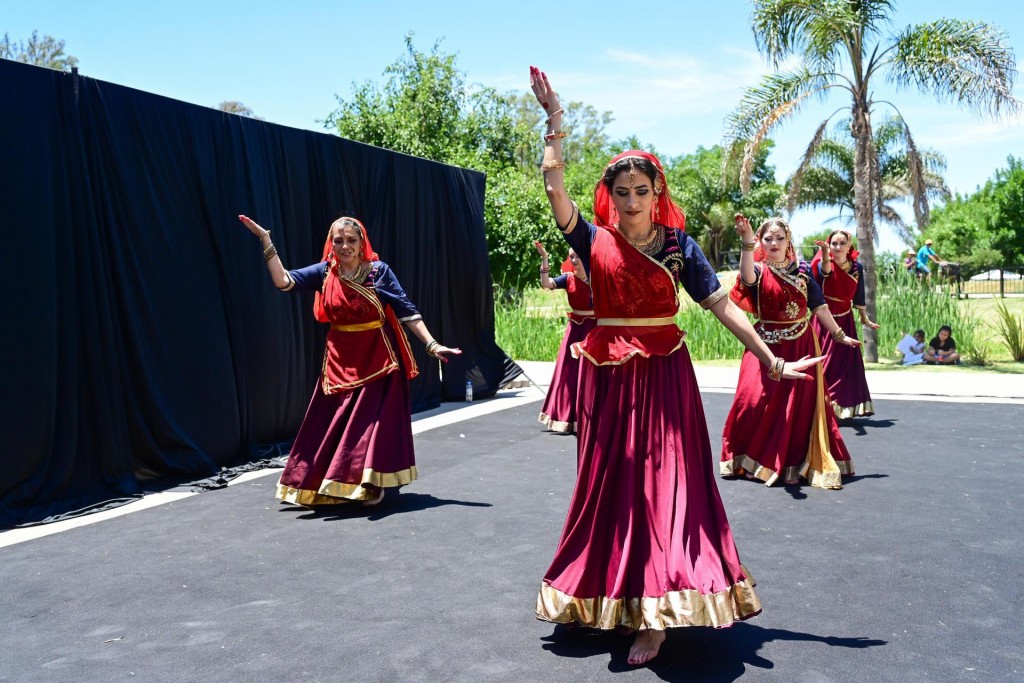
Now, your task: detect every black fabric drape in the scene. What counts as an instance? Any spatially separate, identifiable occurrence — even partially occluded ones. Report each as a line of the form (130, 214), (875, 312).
(0, 60), (520, 526)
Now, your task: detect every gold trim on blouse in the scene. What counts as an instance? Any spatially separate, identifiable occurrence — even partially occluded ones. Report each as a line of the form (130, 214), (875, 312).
(699, 287), (728, 310)
(596, 316), (677, 327)
(330, 320), (385, 332)
(560, 202), (579, 235)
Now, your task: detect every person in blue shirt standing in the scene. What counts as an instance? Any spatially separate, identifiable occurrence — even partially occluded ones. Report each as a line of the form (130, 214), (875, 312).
(915, 239), (942, 280)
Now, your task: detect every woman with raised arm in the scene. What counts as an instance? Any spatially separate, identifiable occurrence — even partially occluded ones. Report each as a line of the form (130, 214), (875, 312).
(535, 242), (594, 434)
(528, 66), (824, 667)
(721, 216), (858, 489)
(237, 214), (460, 507)
(810, 230), (878, 418)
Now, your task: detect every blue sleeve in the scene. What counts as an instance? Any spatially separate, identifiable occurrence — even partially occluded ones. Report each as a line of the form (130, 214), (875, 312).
(288, 262), (328, 292)
(811, 259), (827, 286)
(803, 263), (826, 310)
(853, 262), (866, 307)
(551, 274), (569, 290)
(372, 262), (420, 320)
(678, 232), (723, 305)
(560, 207), (598, 278)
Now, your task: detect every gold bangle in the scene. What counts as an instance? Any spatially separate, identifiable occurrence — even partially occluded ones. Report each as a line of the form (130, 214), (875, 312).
(741, 242), (755, 252)
(767, 356), (785, 382)
(544, 108), (564, 124)
(541, 159), (566, 171)
(544, 130), (568, 141)
(263, 244), (278, 262)
(831, 328), (846, 342)
(258, 230), (270, 241)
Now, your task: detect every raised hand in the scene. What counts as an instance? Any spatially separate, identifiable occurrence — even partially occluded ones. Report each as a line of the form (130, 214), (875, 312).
(534, 241), (549, 259)
(734, 213), (754, 241)
(782, 354), (825, 381)
(529, 66), (561, 114)
(815, 240), (831, 260)
(238, 214), (269, 239)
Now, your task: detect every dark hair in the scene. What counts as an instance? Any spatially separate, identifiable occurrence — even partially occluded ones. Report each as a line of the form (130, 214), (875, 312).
(914, 329), (925, 337)
(938, 325), (952, 335)
(600, 156), (659, 189)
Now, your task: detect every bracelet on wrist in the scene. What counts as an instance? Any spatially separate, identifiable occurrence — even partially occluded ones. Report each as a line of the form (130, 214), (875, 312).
(741, 242), (755, 252)
(544, 108), (564, 125)
(540, 159), (566, 171)
(544, 130), (568, 142)
(767, 356), (785, 382)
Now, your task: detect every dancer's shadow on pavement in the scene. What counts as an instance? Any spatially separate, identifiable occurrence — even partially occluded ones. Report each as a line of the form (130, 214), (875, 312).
(542, 622), (886, 682)
(280, 492), (491, 521)
(842, 418), (897, 436)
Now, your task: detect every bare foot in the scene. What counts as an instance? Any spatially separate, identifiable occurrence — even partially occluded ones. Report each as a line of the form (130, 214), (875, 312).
(627, 630), (666, 666)
(361, 487), (385, 507)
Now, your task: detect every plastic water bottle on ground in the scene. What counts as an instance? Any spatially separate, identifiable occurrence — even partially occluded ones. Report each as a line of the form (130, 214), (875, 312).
(465, 380), (473, 403)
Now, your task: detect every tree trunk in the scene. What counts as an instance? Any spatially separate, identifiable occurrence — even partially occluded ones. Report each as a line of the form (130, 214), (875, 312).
(851, 103), (879, 362)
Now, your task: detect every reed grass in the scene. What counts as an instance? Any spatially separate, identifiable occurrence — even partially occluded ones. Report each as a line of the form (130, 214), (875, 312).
(495, 269), (1018, 364)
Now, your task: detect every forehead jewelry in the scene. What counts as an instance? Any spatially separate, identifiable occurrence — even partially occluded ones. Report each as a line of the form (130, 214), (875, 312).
(627, 159), (638, 187)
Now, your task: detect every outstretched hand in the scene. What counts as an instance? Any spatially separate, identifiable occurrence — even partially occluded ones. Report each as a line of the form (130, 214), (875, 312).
(431, 346), (462, 363)
(861, 317), (880, 330)
(238, 214), (268, 239)
(840, 335), (863, 348)
(529, 66), (561, 114)
(781, 354), (825, 381)
(534, 241), (549, 258)
(815, 240), (831, 260)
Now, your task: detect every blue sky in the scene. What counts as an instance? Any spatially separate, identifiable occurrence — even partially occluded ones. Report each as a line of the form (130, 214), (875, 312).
(7, 0), (1023, 254)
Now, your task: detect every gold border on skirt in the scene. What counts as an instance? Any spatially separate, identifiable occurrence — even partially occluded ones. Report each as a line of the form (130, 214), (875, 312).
(276, 466), (418, 505)
(538, 412), (574, 434)
(832, 400), (874, 420)
(536, 571), (761, 630)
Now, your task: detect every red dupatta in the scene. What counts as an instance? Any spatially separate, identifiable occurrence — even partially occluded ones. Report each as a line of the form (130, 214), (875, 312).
(810, 230), (859, 316)
(314, 218), (418, 389)
(593, 150), (686, 231)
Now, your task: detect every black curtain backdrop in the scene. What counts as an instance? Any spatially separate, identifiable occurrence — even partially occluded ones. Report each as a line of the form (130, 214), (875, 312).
(0, 60), (520, 526)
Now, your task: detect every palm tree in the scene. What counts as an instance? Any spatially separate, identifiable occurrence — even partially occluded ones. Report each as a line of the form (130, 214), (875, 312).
(784, 115), (951, 245)
(726, 0), (1018, 361)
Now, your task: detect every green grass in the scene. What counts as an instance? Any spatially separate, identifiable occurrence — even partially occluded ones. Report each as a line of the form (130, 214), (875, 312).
(495, 274), (1024, 366)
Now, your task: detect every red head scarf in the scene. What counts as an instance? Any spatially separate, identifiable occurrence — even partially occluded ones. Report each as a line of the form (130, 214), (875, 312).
(810, 228), (858, 274)
(313, 217), (379, 323)
(593, 150), (686, 231)
(752, 217), (797, 263)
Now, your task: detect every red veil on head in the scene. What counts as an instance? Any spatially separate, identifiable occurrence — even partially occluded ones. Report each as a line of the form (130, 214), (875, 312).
(313, 216), (379, 323)
(593, 150), (686, 231)
(810, 228), (858, 274)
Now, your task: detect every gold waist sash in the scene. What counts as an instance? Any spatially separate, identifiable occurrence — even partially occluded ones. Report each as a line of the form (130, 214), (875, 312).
(331, 320), (384, 332)
(596, 316), (677, 327)
(571, 309), (595, 317)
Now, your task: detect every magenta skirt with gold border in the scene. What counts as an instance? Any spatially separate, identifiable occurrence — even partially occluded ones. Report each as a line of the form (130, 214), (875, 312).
(539, 317), (596, 434)
(275, 368), (415, 505)
(536, 345), (761, 630)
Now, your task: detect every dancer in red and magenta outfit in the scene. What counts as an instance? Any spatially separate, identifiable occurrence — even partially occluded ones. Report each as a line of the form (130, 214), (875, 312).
(529, 66), (825, 666)
(238, 214), (460, 507)
(721, 216), (858, 489)
(810, 229), (878, 419)
(535, 242), (594, 434)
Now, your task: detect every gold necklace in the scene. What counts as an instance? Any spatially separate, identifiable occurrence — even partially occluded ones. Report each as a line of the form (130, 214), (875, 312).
(617, 224), (665, 255)
(339, 261), (371, 282)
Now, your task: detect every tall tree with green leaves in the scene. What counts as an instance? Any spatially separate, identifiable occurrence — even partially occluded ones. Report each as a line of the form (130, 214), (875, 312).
(783, 115), (950, 245)
(725, 0), (1018, 361)
(0, 30), (78, 71)
(667, 141), (783, 270)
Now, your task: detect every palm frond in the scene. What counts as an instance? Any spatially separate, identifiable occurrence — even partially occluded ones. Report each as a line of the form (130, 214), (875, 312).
(901, 121), (930, 227)
(786, 118), (832, 213)
(888, 19), (1020, 117)
(876, 203), (913, 243)
(726, 67), (835, 192)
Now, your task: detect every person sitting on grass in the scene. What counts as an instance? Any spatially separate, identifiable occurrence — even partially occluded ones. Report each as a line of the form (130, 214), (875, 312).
(895, 329), (927, 366)
(924, 325), (960, 365)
